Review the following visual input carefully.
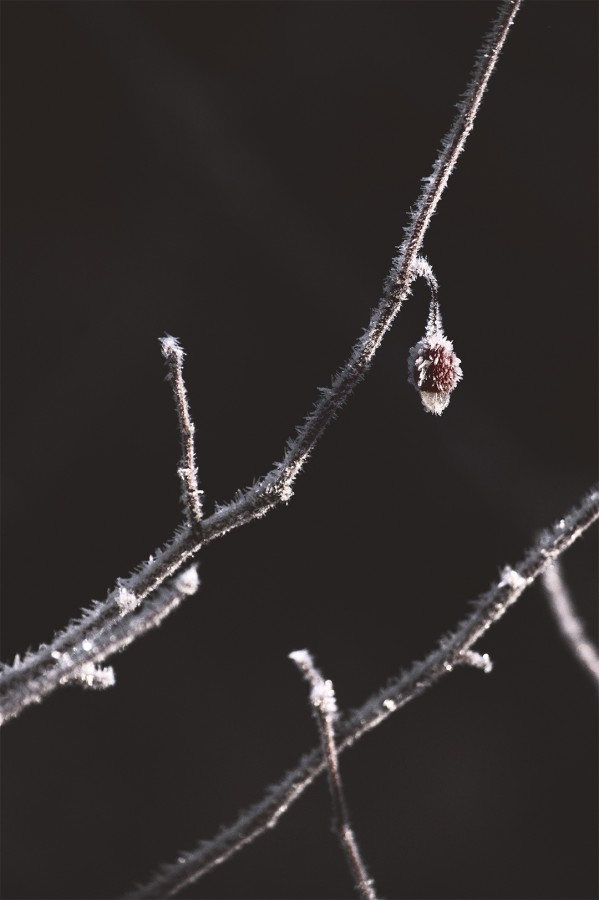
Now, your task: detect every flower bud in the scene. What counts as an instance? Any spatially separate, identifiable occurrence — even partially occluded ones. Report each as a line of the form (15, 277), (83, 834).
(408, 301), (462, 415)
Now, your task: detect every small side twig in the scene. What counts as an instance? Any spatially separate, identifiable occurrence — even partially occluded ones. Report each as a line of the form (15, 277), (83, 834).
(160, 335), (204, 528)
(457, 650), (493, 674)
(542, 560), (599, 688)
(289, 650), (378, 900)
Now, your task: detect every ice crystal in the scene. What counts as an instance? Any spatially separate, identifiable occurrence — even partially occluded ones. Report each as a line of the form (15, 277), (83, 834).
(116, 585), (140, 614)
(289, 649), (337, 719)
(174, 566), (200, 596)
(78, 662), (116, 689)
(461, 650), (493, 673)
(499, 566), (527, 590)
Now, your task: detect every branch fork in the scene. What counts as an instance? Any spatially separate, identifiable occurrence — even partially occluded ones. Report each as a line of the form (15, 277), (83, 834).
(2, 2), (597, 897)
(289, 650), (378, 900)
(0, 0), (524, 728)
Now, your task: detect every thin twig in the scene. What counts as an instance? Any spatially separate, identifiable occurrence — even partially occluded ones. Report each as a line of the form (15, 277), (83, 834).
(0, 0), (521, 725)
(290, 650), (378, 900)
(160, 335), (204, 528)
(127, 486), (599, 898)
(542, 560), (599, 688)
(457, 650), (493, 674)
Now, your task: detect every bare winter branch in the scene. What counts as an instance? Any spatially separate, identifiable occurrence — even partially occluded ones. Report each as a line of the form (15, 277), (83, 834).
(289, 650), (377, 900)
(0, 0), (521, 725)
(128, 486), (598, 898)
(0, 567), (200, 725)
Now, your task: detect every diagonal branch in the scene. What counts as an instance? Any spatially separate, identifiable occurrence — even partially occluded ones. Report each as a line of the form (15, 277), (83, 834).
(0, 0), (521, 725)
(0, 567), (201, 723)
(127, 486), (599, 899)
(289, 650), (378, 900)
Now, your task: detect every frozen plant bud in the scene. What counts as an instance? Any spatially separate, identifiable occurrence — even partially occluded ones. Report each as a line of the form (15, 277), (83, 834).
(408, 300), (462, 415)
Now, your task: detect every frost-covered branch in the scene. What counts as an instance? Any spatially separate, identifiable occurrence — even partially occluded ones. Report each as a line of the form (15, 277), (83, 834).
(542, 560), (599, 688)
(289, 650), (378, 900)
(128, 486), (599, 898)
(0, 567), (200, 724)
(0, 0), (520, 726)
(160, 335), (204, 527)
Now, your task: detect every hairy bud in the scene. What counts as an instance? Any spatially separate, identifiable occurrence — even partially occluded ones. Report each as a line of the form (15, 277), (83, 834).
(408, 301), (462, 415)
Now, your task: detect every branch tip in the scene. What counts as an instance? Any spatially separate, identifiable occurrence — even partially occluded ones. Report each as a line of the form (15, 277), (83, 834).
(290, 649), (338, 718)
(459, 650), (493, 674)
(290, 648), (376, 900)
(160, 336), (204, 525)
(159, 333), (184, 360)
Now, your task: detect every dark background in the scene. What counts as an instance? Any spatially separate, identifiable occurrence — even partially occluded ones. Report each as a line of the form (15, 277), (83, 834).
(2, 2), (597, 898)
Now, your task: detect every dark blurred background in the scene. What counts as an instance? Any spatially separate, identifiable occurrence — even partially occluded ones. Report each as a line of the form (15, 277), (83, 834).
(2, 2), (597, 898)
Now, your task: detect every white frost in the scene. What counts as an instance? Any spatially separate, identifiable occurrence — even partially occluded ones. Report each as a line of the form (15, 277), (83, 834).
(116, 586), (140, 614)
(78, 662), (116, 689)
(289, 649), (337, 718)
(159, 334), (183, 359)
(499, 566), (527, 590)
(419, 390), (452, 415)
(175, 565), (200, 596)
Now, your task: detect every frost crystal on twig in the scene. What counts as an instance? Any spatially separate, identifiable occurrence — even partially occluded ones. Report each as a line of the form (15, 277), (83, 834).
(116, 586), (140, 615)
(290, 650), (378, 900)
(408, 299), (462, 415)
(160, 335), (204, 527)
(174, 566), (201, 596)
(459, 650), (493, 673)
(77, 662), (116, 690)
(289, 649), (338, 720)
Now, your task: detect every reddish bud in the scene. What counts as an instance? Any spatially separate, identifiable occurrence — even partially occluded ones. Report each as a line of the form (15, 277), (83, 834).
(408, 301), (462, 415)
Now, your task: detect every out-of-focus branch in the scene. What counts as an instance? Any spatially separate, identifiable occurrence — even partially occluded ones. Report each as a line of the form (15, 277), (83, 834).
(542, 560), (599, 688)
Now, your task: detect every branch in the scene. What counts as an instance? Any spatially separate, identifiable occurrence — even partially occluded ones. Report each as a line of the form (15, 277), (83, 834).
(0, 0), (521, 725)
(542, 560), (599, 688)
(0, 567), (200, 723)
(160, 335), (204, 528)
(289, 650), (378, 900)
(127, 485), (599, 899)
